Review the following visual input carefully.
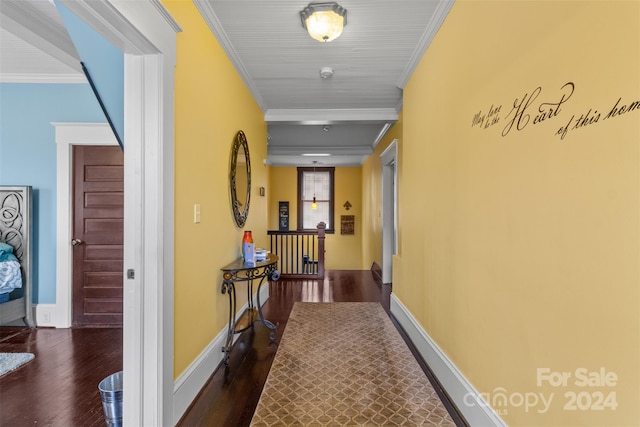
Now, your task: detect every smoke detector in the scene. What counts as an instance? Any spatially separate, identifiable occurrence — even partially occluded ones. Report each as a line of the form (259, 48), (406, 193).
(320, 66), (334, 79)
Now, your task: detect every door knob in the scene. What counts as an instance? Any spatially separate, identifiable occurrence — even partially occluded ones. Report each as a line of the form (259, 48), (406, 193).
(71, 239), (83, 246)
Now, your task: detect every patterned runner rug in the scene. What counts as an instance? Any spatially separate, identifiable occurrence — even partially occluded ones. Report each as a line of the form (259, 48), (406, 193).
(251, 302), (455, 426)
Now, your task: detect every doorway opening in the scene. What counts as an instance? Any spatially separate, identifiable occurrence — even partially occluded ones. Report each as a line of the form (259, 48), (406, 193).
(381, 140), (398, 285)
(54, 123), (119, 327)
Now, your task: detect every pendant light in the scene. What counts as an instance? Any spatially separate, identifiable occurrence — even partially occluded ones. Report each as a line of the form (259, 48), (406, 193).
(311, 161), (318, 210)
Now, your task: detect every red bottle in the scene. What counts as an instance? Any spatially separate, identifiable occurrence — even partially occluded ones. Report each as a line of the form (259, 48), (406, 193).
(242, 231), (255, 263)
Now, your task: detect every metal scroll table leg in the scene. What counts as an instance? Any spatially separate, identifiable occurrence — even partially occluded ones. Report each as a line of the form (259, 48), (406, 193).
(255, 275), (278, 342)
(221, 281), (236, 365)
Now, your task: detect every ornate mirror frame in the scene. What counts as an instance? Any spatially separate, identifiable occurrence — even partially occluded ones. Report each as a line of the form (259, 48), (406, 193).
(230, 130), (251, 227)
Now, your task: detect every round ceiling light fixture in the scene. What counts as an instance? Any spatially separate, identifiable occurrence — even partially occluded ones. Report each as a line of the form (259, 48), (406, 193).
(300, 2), (347, 43)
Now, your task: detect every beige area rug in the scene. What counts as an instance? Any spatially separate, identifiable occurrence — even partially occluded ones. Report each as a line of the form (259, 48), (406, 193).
(251, 302), (456, 426)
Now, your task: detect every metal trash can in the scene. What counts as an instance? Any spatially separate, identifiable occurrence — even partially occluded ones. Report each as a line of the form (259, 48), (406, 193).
(98, 371), (123, 427)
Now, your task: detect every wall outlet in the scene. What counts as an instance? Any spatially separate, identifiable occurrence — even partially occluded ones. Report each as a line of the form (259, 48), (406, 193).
(35, 304), (56, 327)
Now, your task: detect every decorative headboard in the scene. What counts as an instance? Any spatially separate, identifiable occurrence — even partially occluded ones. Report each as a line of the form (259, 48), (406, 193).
(0, 186), (34, 326)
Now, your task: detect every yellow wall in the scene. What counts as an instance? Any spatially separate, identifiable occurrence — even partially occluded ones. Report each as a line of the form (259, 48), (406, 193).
(361, 112), (403, 269)
(269, 166), (363, 269)
(163, 0), (269, 378)
(332, 167), (362, 269)
(397, 1), (639, 425)
(269, 167), (298, 229)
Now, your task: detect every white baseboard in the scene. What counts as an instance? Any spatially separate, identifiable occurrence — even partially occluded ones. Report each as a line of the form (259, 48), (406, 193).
(390, 294), (506, 426)
(172, 283), (270, 425)
(34, 304), (57, 327)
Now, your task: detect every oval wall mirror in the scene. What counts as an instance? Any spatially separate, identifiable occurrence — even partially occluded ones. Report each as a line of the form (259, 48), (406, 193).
(230, 130), (251, 227)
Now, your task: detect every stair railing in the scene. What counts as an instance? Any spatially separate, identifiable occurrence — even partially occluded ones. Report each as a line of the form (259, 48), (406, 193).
(267, 222), (325, 279)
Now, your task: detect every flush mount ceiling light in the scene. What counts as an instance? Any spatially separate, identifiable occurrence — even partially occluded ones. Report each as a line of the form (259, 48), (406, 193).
(300, 2), (347, 43)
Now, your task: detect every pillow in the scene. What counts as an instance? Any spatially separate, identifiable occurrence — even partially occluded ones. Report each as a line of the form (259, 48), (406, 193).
(0, 259), (22, 292)
(0, 242), (18, 263)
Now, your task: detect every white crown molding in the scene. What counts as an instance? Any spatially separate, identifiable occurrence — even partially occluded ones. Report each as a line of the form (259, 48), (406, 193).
(372, 122), (393, 148)
(149, 0), (183, 33)
(193, 0), (266, 112)
(0, 73), (86, 84)
(265, 108), (398, 124)
(266, 154), (368, 167)
(268, 145), (373, 156)
(396, 0), (455, 88)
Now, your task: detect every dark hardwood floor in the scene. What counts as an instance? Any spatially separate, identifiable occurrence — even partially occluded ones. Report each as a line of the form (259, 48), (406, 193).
(178, 270), (465, 427)
(178, 270), (390, 427)
(0, 270), (464, 426)
(0, 326), (123, 426)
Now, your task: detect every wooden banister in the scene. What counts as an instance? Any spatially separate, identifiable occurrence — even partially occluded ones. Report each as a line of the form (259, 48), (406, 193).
(267, 222), (326, 279)
(316, 222), (326, 278)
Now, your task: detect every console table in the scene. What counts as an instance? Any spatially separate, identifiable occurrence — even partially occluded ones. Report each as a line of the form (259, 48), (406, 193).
(220, 253), (279, 365)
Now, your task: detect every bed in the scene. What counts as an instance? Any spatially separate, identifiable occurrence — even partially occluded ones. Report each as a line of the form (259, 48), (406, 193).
(0, 186), (34, 327)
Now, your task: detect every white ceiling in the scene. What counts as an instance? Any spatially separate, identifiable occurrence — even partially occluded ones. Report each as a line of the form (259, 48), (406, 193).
(0, 0), (82, 82)
(0, 0), (453, 166)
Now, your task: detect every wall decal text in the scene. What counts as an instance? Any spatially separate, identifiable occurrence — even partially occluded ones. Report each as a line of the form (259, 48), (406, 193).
(471, 82), (639, 140)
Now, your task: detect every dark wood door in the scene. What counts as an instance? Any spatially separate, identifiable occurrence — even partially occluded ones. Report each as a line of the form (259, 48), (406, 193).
(72, 145), (124, 326)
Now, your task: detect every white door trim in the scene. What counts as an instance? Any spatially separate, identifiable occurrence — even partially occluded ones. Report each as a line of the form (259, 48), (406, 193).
(57, 1), (178, 425)
(53, 122), (118, 329)
(381, 139), (398, 284)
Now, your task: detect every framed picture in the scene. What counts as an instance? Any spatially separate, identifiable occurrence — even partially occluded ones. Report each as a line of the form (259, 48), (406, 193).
(279, 201), (289, 231)
(341, 215), (354, 235)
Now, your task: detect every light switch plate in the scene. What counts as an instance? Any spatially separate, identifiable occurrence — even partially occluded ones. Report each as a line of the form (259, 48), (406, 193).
(194, 204), (201, 223)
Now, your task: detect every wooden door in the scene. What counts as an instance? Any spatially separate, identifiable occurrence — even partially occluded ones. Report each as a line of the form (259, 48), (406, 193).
(72, 145), (124, 326)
